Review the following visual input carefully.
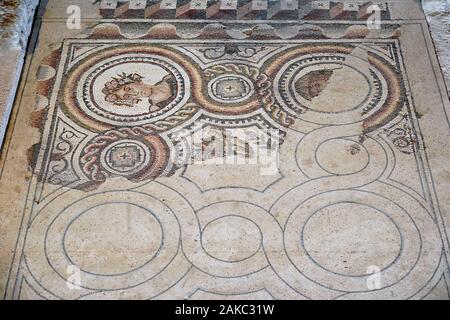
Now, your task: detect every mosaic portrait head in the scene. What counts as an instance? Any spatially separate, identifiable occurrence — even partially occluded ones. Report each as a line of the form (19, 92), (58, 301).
(101, 72), (176, 112)
(295, 70), (333, 101)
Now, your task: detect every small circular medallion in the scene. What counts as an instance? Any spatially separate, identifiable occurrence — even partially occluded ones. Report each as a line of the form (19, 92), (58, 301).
(208, 75), (254, 104)
(100, 140), (151, 176)
(80, 55), (186, 125)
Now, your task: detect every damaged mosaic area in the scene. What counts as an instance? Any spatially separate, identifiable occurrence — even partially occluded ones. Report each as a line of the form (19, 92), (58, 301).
(0, 0), (449, 300)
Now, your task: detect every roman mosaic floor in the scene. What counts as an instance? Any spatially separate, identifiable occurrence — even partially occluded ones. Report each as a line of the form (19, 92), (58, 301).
(0, 0), (449, 300)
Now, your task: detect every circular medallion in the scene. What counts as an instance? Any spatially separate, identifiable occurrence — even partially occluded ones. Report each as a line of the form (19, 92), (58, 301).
(63, 46), (199, 131)
(265, 45), (404, 130)
(25, 190), (182, 291)
(82, 56), (184, 121)
(100, 139), (151, 176)
(64, 202), (163, 276)
(208, 75), (254, 104)
(275, 55), (384, 124)
(80, 130), (170, 183)
(78, 55), (186, 126)
(197, 63), (262, 115)
(302, 202), (401, 277)
(289, 64), (371, 113)
(201, 215), (262, 263)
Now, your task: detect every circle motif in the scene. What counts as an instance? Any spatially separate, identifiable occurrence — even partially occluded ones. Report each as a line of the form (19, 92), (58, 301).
(281, 189), (435, 293)
(302, 202), (401, 277)
(63, 202), (163, 276)
(25, 190), (182, 292)
(186, 202), (276, 277)
(315, 139), (369, 175)
(265, 45), (404, 130)
(291, 64), (371, 113)
(275, 55), (384, 125)
(80, 55), (186, 125)
(63, 46), (200, 131)
(208, 75), (254, 104)
(80, 131), (170, 183)
(201, 216), (262, 263)
(101, 140), (151, 176)
(198, 63), (263, 115)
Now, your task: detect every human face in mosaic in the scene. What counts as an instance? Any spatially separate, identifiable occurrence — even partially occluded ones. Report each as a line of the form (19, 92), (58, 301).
(103, 73), (174, 111)
(307, 71), (333, 98)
